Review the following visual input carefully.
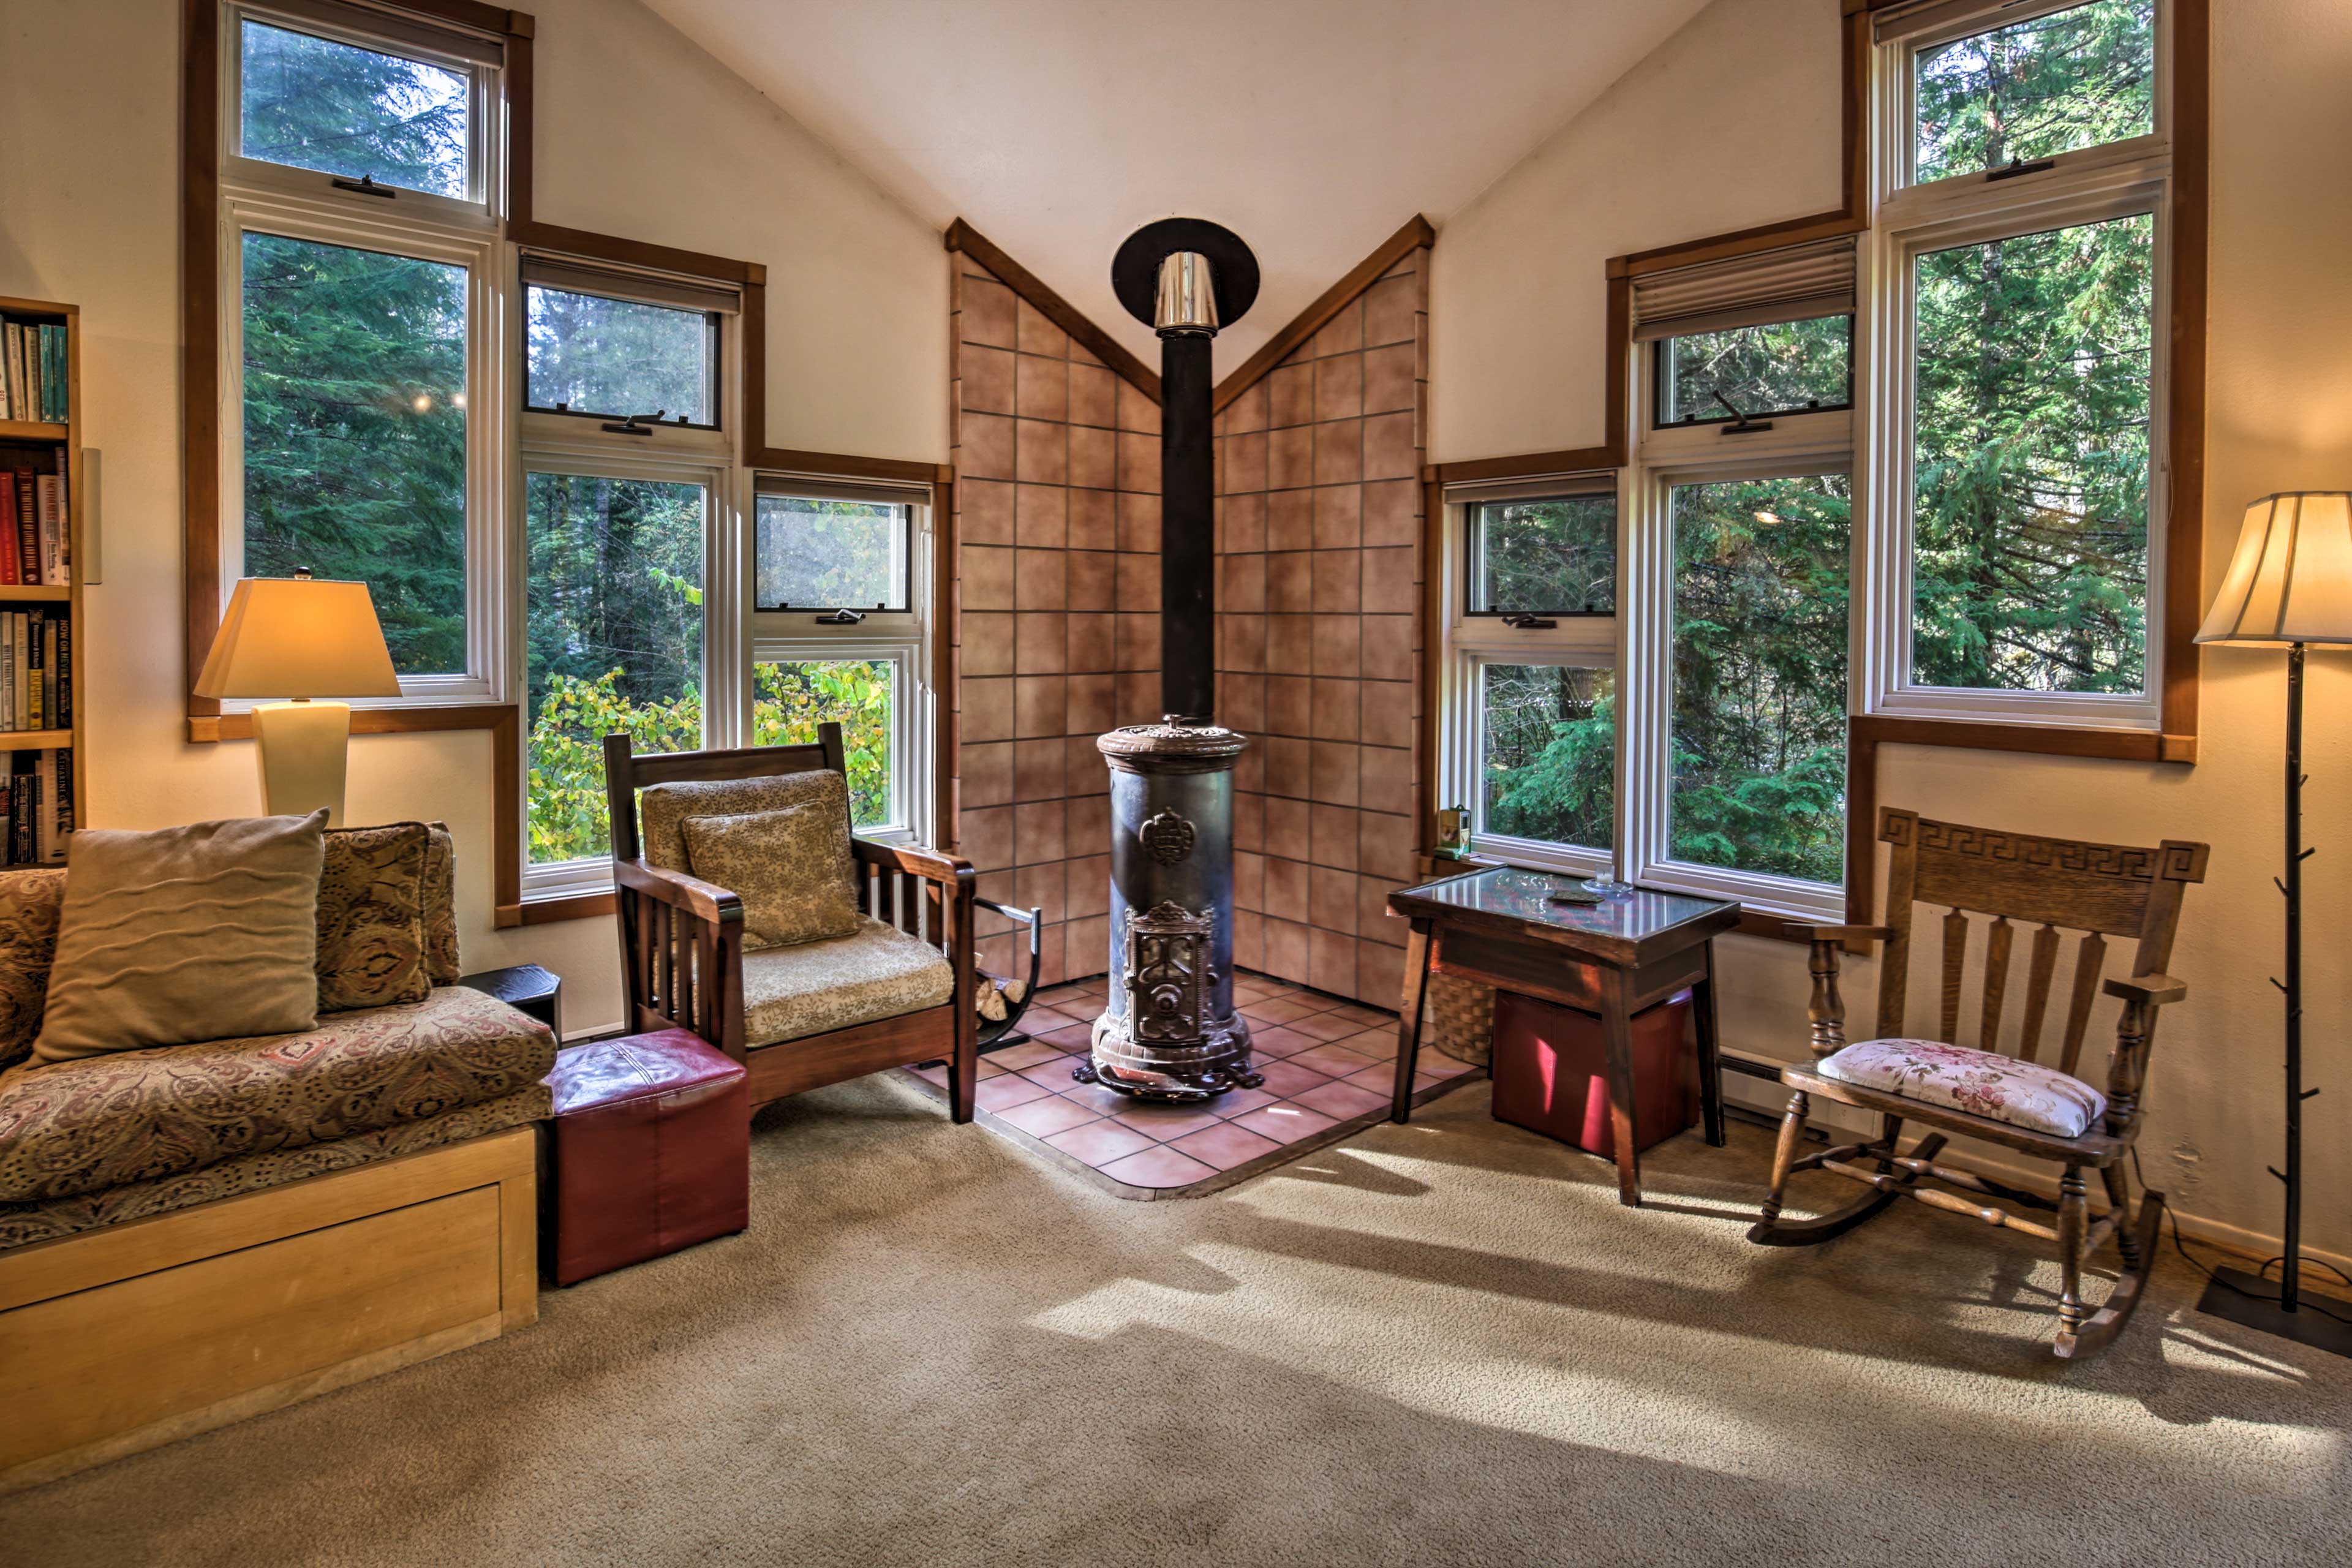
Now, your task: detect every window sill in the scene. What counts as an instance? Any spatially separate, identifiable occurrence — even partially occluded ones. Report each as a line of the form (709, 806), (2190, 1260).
(496, 891), (617, 929)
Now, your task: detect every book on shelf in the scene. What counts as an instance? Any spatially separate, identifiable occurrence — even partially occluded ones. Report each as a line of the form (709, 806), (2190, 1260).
(0, 607), (70, 733)
(0, 318), (68, 425)
(0, 747), (66, 866)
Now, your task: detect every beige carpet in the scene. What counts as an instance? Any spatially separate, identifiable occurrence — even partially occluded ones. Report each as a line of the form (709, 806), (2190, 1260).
(5, 1076), (2345, 1567)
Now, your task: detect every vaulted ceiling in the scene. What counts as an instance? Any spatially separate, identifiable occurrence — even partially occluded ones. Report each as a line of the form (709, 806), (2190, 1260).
(643, 0), (1714, 374)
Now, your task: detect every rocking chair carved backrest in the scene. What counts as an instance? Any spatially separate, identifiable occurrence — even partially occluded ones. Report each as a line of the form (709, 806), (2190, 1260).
(1867, 809), (2211, 1075)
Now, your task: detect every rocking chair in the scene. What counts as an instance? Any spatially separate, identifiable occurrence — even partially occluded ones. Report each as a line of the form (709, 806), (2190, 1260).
(603, 725), (981, 1122)
(1750, 807), (2209, 1359)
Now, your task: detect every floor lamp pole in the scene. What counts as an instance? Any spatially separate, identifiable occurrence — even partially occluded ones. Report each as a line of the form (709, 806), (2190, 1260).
(2198, 637), (2351, 1354)
(2282, 639), (2305, 1314)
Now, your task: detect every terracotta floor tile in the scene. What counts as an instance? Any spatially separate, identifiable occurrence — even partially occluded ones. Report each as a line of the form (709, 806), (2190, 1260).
(911, 1064), (948, 1087)
(1290, 1078), (1389, 1121)
(1423, 1054), (1479, 1079)
(1231, 1103), (1339, 1145)
(1286, 1043), (1380, 1078)
(1098, 1145), (1219, 1188)
(1019, 1006), (1084, 1034)
(1212, 1086), (1283, 1118)
(1045, 1119), (1156, 1166)
(987, 1039), (1068, 1071)
(1017, 1055), (1090, 1091)
(1329, 1004), (1393, 1027)
(1337, 1026), (1399, 1060)
(996, 1095), (1103, 1138)
(1058, 1081), (1136, 1117)
(1167, 1121), (1283, 1171)
(1254, 1058), (1333, 1098)
(1109, 1102), (1224, 1141)
(976, 1074), (1054, 1113)
(1039, 1023), (1096, 1052)
(1243, 997), (1324, 1026)
(1287, 1012), (1366, 1042)
(1033, 986), (1091, 1009)
(1248, 1025), (1321, 1058)
(1344, 1063), (1431, 1096)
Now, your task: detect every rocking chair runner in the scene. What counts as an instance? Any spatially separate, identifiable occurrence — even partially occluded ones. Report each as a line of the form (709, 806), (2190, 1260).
(602, 726), (981, 1122)
(1751, 808), (2209, 1359)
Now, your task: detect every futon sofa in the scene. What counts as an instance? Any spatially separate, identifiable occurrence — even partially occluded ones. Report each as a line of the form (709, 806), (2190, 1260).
(0, 826), (557, 1493)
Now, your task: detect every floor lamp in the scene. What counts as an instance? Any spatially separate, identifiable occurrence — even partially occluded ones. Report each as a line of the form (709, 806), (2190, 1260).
(2193, 491), (2352, 1357)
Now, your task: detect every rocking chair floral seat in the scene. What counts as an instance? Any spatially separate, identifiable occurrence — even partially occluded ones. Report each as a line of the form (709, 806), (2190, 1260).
(1750, 808), (2208, 1359)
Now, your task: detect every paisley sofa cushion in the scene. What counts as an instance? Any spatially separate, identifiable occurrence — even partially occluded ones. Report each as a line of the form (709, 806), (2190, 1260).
(1816, 1038), (2107, 1139)
(0, 985), (556, 1205)
(316, 822), (432, 1014)
(740, 917), (954, 1048)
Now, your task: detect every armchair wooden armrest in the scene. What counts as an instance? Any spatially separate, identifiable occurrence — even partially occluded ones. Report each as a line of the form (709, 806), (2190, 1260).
(615, 858), (744, 927)
(2101, 973), (2188, 1006)
(853, 836), (976, 886)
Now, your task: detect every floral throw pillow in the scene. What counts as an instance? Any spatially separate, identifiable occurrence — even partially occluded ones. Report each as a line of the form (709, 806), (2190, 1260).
(680, 785), (860, 951)
(316, 822), (433, 1013)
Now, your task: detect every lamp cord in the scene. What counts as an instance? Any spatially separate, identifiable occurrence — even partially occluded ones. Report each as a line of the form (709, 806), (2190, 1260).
(2133, 1148), (2352, 1325)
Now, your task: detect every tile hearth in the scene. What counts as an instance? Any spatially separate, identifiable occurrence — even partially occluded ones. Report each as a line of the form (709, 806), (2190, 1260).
(905, 970), (1479, 1198)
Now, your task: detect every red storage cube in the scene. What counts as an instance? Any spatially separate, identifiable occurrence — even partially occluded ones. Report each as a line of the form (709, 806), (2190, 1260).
(1490, 989), (1697, 1159)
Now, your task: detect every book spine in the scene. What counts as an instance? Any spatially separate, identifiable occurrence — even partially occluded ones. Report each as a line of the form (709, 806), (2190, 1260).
(3, 325), (20, 423)
(35, 751), (53, 864)
(40, 618), (56, 731)
(0, 322), (11, 423)
(36, 475), (62, 586)
(0, 472), (15, 587)
(43, 327), (64, 423)
(12, 614), (26, 733)
(23, 614), (39, 731)
(12, 472), (34, 586)
(10, 769), (28, 867)
(52, 747), (72, 854)
(53, 611), (69, 729)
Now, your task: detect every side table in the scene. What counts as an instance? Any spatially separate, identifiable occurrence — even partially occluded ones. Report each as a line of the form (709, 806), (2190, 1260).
(1388, 868), (1740, 1206)
(461, 964), (563, 1044)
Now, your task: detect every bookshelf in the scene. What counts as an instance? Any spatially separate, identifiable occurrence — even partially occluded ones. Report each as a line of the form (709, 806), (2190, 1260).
(0, 294), (81, 865)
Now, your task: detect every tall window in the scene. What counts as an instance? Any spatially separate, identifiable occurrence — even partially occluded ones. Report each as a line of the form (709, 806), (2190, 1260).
(753, 478), (932, 836)
(1442, 481), (1619, 872)
(1869, 0), (2169, 729)
(220, 2), (503, 702)
(517, 257), (739, 888)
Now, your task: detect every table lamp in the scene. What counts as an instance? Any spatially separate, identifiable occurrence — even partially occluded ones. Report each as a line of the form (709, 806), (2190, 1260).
(2193, 491), (2352, 1357)
(193, 570), (402, 826)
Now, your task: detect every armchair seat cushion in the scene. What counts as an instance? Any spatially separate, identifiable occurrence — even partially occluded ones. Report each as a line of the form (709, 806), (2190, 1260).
(1816, 1038), (2107, 1138)
(741, 918), (956, 1049)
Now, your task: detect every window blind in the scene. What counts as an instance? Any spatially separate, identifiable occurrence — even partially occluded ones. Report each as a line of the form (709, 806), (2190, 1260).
(1442, 475), (1617, 507)
(753, 474), (931, 509)
(1629, 236), (1858, 343)
(1871, 0), (2073, 46)
(249, 0), (508, 66)
(519, 254), (742, 317)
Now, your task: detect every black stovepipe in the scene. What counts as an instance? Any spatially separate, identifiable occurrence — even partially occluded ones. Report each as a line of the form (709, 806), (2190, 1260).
(1158, 332), (1215, 720)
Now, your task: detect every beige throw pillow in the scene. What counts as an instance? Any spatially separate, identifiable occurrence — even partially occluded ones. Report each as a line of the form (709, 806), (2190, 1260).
(680, 796), (861, 951)
(315, 822), (432, 1013)
(32, 811), (330, 1064)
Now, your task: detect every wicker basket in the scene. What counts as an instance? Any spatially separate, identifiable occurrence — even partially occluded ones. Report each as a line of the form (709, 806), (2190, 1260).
(1424, 971), (1497, 1068)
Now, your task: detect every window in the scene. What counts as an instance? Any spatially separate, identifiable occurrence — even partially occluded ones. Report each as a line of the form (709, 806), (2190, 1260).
(1869, 0), (2173, 729)
(239, 232), (469, 676)
(1441, 481), (1619, 872)
(522, 257), (731, 428)
(752, 477), (934, 839)
(217, 3), (505, 706)
(1466, 492), (1616, 616)
(524, 473), (709, 865)
(1668, 473), (1850, 885)
(1655, 314), (1853, 427)
(755, 493), (913, 613)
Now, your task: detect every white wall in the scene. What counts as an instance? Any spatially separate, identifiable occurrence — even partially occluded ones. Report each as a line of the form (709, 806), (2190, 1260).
(0, 0), (946, 1036)
(1430, 0), (2352, 1265)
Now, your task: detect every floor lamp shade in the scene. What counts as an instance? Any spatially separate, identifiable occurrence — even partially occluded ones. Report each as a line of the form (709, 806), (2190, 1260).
(2196, 491), (2352, 646)
(194, 576), (402, 826)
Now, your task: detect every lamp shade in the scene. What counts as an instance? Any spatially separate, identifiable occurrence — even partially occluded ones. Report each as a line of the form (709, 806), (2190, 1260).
(194, 576), (403, 700)
(2197, 492), (2352, 647)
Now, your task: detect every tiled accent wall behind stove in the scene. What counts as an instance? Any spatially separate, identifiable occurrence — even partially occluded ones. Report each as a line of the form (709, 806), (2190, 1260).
(950, 257), (1164, 989)
(1212, 246), (1430, 1011)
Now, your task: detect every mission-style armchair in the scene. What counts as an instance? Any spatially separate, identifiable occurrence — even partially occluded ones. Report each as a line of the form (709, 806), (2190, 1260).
(602, 725), (981, 1122)
(1751, 807), (2208, 1359)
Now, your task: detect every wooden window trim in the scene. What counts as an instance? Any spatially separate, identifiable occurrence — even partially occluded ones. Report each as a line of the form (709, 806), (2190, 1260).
(1418, 0), (2210, 933)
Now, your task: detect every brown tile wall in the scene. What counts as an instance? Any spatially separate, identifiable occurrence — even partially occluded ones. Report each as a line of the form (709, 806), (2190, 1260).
(1213, 247), (1429, 1011)
(950, 258), (1163, 989)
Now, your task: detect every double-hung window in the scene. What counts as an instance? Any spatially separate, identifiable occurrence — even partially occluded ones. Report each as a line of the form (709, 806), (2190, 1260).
(220, 1), (507, 700)
(1864, 0), (2168, 729)
(1625, 238), (1859, 918)
(1441, 481), (1620, 875)
(517, 257), (741, 891)
(752, 477), (933, 841)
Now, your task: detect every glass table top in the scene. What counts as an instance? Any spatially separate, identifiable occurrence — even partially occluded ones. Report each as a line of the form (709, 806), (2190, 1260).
(1392, 865), (1740, 941)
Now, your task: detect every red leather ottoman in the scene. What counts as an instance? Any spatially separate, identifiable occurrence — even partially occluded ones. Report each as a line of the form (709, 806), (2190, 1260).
(1490, 989), (1696, 1159)
(546, 1028), (749, 1286)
